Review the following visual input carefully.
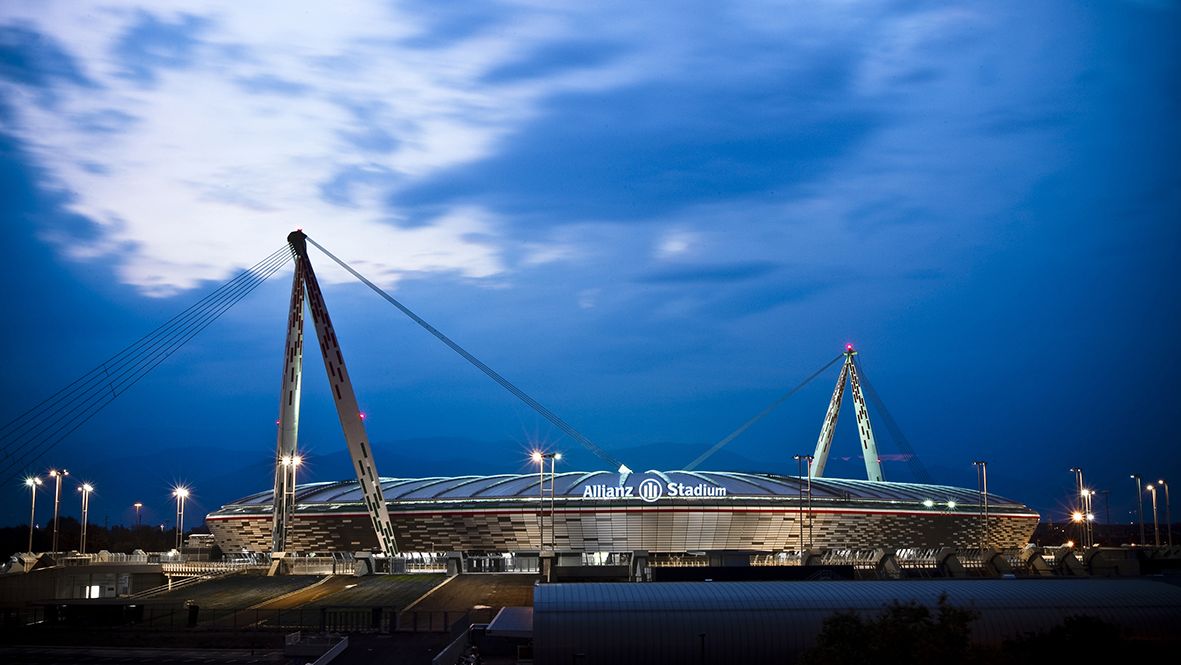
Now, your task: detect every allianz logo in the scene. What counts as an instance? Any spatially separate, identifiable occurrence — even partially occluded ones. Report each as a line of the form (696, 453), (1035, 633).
(581, 477), (728, 503)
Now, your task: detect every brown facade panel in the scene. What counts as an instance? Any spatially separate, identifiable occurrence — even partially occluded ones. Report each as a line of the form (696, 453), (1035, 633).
(207, 508), (1037, 554)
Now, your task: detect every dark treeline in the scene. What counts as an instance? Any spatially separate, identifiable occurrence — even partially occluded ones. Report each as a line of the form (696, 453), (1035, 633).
(802, 596), (1174, 663)
(1, 518), (209, 556)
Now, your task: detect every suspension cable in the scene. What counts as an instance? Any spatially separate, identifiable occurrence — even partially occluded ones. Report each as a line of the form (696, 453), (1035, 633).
(0, 246), (293, 481)
(684, 354), (843, 471)
(303, 235), (633, 474)
(853, 356), (932, 484)
(0, 245), (291, 442)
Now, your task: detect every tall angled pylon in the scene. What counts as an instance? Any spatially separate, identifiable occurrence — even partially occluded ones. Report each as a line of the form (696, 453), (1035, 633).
(271, 231), (398, 556)
(810, 344), (884, 482)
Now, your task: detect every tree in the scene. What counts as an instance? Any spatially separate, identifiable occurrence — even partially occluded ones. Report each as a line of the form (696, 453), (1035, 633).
(802, 594), (977, 665)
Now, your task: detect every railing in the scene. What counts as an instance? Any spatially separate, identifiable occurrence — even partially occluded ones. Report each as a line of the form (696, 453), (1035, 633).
(953, 548), (989, 572)
(649, 555), (709, 567)
(750, 552), (805, 566)
(287, 553), (355, 576)
(129, 562), (266, 600)
(161, 561), (267, 575)
(816, 549), (882, 570)
(59, 552), (151, 566)
(893, 548), (941, 570)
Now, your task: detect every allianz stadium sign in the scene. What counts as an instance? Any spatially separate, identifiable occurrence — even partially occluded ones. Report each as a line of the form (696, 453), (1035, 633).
(581, 477), (727, 503)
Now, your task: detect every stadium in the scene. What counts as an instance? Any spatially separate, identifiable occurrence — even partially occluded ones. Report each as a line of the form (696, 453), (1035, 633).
(205, 470), (1040, 555)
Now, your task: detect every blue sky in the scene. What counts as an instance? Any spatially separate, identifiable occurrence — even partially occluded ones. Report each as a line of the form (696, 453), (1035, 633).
(1, 1), (1178, 531)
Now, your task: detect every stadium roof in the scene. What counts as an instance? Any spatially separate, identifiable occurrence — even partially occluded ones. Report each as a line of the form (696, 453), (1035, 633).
(223, 471), (1028, 509)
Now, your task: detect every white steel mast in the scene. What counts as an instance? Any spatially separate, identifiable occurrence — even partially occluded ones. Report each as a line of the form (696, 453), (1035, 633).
(271, 231), (398, 557)
(809, 344), (884, 482)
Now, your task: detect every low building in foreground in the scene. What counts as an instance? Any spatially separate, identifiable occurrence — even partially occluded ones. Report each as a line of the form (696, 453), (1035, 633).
(206, 470), (1039, 555)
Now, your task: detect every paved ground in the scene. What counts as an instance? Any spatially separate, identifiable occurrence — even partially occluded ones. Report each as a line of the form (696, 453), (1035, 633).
(249, 575), (356, 609)
(306, 574), (446, 609)
(329, 634), (455, 665)
(409, 573), (538, 611)
(0, 646), (285, 664)
(145, 574), (324, 608)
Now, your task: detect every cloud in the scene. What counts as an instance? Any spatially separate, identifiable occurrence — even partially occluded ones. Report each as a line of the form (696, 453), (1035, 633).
(0, 0), (1105, 310)
(0, 1), (643, 295)
(638, 261), (780, 285)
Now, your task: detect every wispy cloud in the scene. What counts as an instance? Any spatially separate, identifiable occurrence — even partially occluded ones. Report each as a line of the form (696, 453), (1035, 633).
(0, 1), (645, 295)
(0, 0), (1110, 306)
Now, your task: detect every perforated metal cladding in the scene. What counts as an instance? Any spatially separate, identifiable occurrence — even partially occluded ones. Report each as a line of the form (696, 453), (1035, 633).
(207, 507), (1036, 554)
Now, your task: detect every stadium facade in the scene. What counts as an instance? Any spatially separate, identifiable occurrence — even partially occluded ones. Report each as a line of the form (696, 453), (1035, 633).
(205, 470), (1039, 554)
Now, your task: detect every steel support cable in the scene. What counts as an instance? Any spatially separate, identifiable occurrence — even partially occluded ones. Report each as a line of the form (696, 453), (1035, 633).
(0, 250), (291, 479)
(303, 235), (633, 473)
(684, 354), (844, 472)
(853, 357), (932, 484)
(0, 246), (292, 462)
(0, 249), (293, 479)
(0, 248), (292, 468)
(0, 244), (292, 445)
(0, 247), (293, 481)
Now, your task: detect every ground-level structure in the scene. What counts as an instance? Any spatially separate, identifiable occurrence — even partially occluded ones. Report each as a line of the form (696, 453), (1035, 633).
(205, 470), (1039, 555)
(530, 578), (1181, 664)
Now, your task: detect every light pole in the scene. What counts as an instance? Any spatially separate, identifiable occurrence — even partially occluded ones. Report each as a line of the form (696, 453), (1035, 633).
(1131, 474), (1146, 545)
(1147, 483), (1160, 547)
(279, 454), (303, 532)
(133, 502), (143, 528)
(973, 461), (989, 549)
(173, 487), (190, 551)
(805, 455), (814, 548)
(1158, 479), (1172, 547)
(1069, 468), (1085, 547)
(532, 451), (544, 551)
(25, 477), (42, 553)
(1081, 489), (1095, 548)
(550, 452), (561, 549)
(49, 469), (68, 553)
(78, 483), (94, 554)
(531, 451), (560, 552)
(793, 455), (808, 552)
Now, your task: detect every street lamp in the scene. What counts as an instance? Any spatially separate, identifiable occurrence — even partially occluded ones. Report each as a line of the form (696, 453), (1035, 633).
(1158, 479), (1173, 547)
(550, 453), (561, 545)
(1080, 489), (1095, 548)
(133, 502), (143, 528)
(279, 454), (303, 532)
(78, 483), (94, 554)
(48, 469), (68, 553)
(1130, 474), (1146, 545)
(793, 455), (808, 552)
(1146, 483), (1160, 547)
(1069, 468), (1087, 547)
(173, 486), (190, 551)
(531, 451), (560, 552)
(25, 477), (42, 553)
(973, 461), (989, 549)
